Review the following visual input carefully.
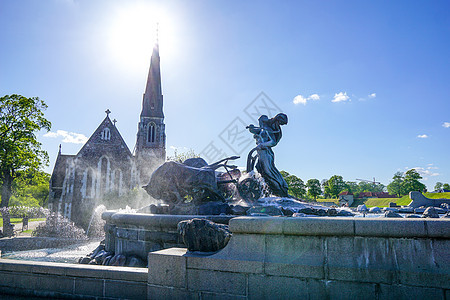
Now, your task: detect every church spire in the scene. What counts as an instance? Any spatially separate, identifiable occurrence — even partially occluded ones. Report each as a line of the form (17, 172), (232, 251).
(134, 31), (166, 185)
(141, 38), (164, 118)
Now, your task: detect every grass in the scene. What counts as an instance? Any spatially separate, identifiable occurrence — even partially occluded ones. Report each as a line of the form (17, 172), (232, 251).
(356, 192), (450, 208)
(424, 192), (450, 199)
(0, 217), (45, 228)
(315, 198), (339, 204)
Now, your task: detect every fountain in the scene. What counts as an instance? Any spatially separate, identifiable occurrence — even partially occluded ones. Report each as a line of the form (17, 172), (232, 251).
(0, 113), (449, 299)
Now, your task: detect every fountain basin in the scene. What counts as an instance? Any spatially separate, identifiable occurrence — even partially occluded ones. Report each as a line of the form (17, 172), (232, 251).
(0, 216), (448, 299)
(148, 216), (450, 299)
(102, 211), (234, 260)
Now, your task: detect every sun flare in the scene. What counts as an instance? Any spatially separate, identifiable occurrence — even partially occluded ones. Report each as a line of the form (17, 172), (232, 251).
(108, 3), (176, 72)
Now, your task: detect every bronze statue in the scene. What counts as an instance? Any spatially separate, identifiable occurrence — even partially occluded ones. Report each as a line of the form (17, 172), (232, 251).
(246, 113), (289, 197)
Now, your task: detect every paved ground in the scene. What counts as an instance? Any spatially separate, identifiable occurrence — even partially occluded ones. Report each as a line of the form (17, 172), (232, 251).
(0, 220), (45, 237)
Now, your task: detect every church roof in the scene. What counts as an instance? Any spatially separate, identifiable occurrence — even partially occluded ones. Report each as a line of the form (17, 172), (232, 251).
(49, 150), (75, 189)
(77, 111), (132, 158)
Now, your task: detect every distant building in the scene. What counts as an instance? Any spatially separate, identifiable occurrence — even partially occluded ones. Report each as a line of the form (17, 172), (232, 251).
(48, 43), (166, 229)
(338, 191), (354, 206)
(357, 192), (396, 199)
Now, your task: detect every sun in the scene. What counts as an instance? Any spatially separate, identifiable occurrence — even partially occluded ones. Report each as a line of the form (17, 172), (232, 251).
(107, 3), (176, 72)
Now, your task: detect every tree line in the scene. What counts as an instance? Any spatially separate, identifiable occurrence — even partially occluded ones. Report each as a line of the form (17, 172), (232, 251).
(281, 169), (428, 200)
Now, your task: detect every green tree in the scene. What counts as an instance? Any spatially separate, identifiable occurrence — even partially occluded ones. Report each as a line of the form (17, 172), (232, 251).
(12, 170), (50, 207)
(321, 179), (330, 198)
(443, 183), (450, 190)
(344, 181), (358, 194)
(0, 95), (51, 236)
(403, 169), (426, 193)
(281, 171), (306, 199)
(325, 175), (346, 198)
(306, 179), (321, 200)
(434, 182), (443, 191)
(387, 171), (405, 197)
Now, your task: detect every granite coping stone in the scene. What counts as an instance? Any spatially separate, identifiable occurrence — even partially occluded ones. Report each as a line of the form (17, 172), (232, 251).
(103, 212), (233, 230)
(229, 216), (450, 238)
(0, 259), (147, 282)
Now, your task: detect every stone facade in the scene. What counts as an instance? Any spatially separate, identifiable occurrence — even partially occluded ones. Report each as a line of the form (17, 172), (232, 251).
(48, 44), (166, 229)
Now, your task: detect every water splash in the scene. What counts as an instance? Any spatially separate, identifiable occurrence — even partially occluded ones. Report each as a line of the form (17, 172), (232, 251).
(86, 205), (107, 238)
(32, 212), (87, 239)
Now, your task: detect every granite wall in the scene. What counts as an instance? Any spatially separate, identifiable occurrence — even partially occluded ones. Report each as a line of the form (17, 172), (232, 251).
(148, 216), (450, 299)
(102, 211), (233, 260)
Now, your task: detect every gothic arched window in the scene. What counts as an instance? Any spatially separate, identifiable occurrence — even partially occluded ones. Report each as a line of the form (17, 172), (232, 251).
(99, 157), (109, 194)
(101, 128), (111, 140)
(86, 168), (94, 197)
(148, 123), (156, 143)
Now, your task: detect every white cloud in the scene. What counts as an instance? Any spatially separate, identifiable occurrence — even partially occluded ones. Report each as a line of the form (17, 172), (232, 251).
(309, 94), (320, 101)
(417, 134), (428, 139)
(412, 167), (441, 180)
(443, 122), (450, 128)
(406, 166), (440, 180)
(293, 95), (307, 105)
(332, 92), (350, 103)
(293, 94), (320, 105)
(368, 93), (376, 99)
(44, 130), (88, 144)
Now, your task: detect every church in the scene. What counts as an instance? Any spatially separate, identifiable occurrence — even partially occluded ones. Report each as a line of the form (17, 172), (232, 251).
(48, 43), (166, 229)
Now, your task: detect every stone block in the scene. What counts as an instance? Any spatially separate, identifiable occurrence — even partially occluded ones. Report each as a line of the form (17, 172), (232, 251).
(378, 283), (444, 300)
(305, 279), (328, 300)
(326, 280), (377, 300)
(213, 233), (266, 263)
(65, 264), (107, 278)
(38, 274), (74, 294)
(0, 271), (17, 287)
(390, 238), (450, 289)
(354, 219), (427, 238)
(74, 278), (104, 297)
(187, 256), (263, 274)
(30, 263), (67, 276)
(327, 236), (396, 284)
(116, 228), (138, 240)
(148, 248), (187, 288)
(425, 219), (450, 238)
(158, 215), (192, 230)
(138, 230), (178, 243)
(103, 267), (148, 282)
(200, 291), (247, 300)
(230, 216), (284, 234)
(147, 284), (197, 300)
(104, 280), (147, 299)
(121, 239), (147, 258)
(282, 217), (354, 236)
(248, 274), (309, 299)
(187, 269), (246, 295)
(264, 235), (324, 279)
(0, 259), (34, 273)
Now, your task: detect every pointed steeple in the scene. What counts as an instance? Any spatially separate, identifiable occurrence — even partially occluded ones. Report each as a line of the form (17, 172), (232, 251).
(134, 34), (166, 185)
(141, 41), (164, 118)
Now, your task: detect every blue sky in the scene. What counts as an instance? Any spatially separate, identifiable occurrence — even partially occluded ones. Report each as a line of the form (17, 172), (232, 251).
(1, 0), (449, 190)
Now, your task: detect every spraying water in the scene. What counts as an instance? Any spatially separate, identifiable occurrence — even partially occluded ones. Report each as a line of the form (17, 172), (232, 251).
(86, 205), (107, 237)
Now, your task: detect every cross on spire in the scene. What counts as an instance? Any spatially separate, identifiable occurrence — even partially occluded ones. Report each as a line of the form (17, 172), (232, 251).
(113, 119), (117, 126)
(156, 22), (159, 44)
(105, 109), (111, 117)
